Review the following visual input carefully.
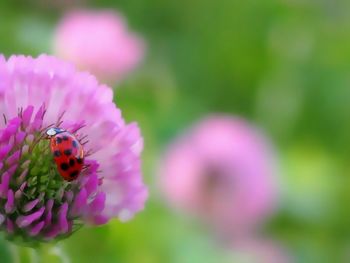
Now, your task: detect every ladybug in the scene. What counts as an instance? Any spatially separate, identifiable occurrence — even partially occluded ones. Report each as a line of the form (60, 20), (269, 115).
(46, 127), (84, 181)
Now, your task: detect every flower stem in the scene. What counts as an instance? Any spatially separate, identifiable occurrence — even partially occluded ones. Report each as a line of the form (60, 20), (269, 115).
(9, 244), (33, 263)
(10, 244), (70, 263)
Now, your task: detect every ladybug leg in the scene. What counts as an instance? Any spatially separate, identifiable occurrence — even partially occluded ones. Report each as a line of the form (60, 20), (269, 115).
(78, 135), (88, 144)
(82, 163), (91, 171)
(81, 163), (102, 174)
(84, 149), (98, 157)
(81, 141), (89, 148)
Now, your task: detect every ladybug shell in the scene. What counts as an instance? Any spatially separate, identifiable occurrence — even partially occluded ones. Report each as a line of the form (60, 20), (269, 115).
(50, 131), (84, 181)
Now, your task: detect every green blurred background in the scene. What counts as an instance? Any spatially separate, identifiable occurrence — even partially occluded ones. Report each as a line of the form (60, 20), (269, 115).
(1, 0), (350, 262)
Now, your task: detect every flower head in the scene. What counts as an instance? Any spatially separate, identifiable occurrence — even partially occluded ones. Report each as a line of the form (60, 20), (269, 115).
(0, 54), (147, 245)
(53, 9), (145, 84)
(159, 116), (278, 237)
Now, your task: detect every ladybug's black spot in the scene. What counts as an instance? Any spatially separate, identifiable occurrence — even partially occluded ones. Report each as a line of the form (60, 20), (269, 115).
(69, 158), (75, 167)
(54, 150), (61, 157)
(77, 158), (83, 164)
(60, 163), (69, 171)
(70, 170), (79, 178)
(72, 140), (78, 148)
(62, 136), (69, 141)
(64, 149), (72, 156)
(56, 137), (62, 144)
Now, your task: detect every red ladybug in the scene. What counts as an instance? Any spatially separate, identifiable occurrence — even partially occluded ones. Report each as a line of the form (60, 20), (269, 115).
(46, 127), (84, 181)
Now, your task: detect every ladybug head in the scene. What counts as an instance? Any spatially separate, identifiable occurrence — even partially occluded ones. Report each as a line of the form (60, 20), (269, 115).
(46, 127), (65, 137)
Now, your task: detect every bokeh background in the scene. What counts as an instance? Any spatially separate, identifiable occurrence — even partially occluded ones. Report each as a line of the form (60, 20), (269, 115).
(1, 0), (350, 262)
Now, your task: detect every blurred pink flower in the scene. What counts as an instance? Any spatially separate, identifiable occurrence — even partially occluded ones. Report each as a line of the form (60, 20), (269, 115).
(232, 237), (291, 263)
(53, 9), (144, 84)
(159, 116), (279, 237)
(0, 55), (147, 244)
